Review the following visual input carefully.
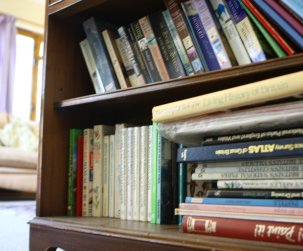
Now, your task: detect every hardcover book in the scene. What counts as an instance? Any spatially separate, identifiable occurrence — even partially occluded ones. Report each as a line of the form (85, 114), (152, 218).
(76, 135), (84, 217)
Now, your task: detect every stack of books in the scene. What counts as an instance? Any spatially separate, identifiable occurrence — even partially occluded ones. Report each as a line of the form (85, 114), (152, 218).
(152, 70), (303, 245)
(79, 0), (302, 95)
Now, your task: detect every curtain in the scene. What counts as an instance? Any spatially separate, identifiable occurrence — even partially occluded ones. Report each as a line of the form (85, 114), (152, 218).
(0, 14), (16, 114)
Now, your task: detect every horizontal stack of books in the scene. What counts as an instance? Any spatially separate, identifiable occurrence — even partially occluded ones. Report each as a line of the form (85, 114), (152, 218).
(80, 0), (302, 95)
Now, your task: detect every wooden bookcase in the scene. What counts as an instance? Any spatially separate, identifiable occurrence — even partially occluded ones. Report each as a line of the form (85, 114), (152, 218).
(29, 0), (303, 250)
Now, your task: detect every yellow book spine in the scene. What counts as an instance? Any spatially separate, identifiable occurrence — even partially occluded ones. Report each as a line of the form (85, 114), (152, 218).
(152, 71), (303, 123)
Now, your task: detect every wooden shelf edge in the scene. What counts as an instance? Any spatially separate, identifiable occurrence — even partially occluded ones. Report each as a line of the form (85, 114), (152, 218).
(54, 54), (303, 110)
(29, 217), (302, 251)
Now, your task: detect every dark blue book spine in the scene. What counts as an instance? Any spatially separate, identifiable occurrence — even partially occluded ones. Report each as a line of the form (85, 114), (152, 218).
(83, 17), (120, 92)
(181, 1), (221, 71)
(178, 137), (303, 162)
(253, 0), (303, 50)
(177, 145), (187, 225)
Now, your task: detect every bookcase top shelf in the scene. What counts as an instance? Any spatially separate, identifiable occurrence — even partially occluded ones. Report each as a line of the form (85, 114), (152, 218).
(30, 217), (302, 251)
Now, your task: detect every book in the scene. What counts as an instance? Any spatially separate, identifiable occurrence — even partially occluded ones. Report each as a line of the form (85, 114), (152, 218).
(108, 134), (115, 218)
(76, 135), (84, 217)
(147, 125), (153, 222)
(177, 136), (303, 163)
(181, 0), (221, 71)
(252, 0), (303, 50)
(163, 0), (205, 74)
(209, 0), (251, 66)
(162, 9), (194, 76)
(79, 39), (105, 94)
(217, 179), (303, 190)
(279, 0), (303, 20)
(225, 0), (266, 63)
(67, 128), (83, 216)
(177, 145), (187, 224)
(206, 189), (303, 199)
(241, 0), (295, 56)
(82, 128), (94, 216)
(182, 215), (303, 245)
(185, 196), (303, 207)
(149, 11), (186, 79)
(120, 128), (128, 220)
(126, 127), (134, 220)
(101, 29), (131, 89)
(132, 127), (141, 221)
(102, 135), (110, 217)
(82, 17), (120, 92)
(152, 70), (303, 123)
(138, 16), (170, 81)
(278, 0), (303, 24)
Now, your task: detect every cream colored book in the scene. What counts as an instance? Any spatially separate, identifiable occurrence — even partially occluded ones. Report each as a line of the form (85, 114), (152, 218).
(152, 71), (303, 123)
(103, 135), (110, 217)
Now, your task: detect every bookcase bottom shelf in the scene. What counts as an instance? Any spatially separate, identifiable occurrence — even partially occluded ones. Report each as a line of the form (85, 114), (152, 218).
(29, 217), (301, 251)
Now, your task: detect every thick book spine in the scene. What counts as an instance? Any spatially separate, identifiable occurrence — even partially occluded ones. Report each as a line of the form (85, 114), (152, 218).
(76, 135), (84, 217)
(79, 39), (105, 94)
(181, 0), (220, 71)
(252, 0), (303, 50)
(182, 215), (303, 245)
(152, 70), (303, 123)
(149, 11), (186, 79)
(131, 21), (162, 82)
(163, 0), (205, 74)
(67, 128), (83, 216)
(225, 0), (266, 63)
(138, 16), (170, 81)
(217, 179), (303, 190)
(82, 17), (120, 92)
(162, 10), (194, 76)
(177, 136), (303, 163)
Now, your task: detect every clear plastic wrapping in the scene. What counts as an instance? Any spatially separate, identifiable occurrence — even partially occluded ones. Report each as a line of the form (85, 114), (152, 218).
(158, 100), (303, 146)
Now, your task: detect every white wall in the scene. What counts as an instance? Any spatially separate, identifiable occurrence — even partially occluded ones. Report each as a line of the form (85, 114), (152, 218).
(0, 0), (46, 33)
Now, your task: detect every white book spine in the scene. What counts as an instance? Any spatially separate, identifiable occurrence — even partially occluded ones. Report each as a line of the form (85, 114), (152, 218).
(147, 125), (153, 222)
(127, 127), (134, 220)
(82, 128), (94, 216)
(103, 135), (110, 217)
(79, 39), (105, 94)
(209, 0), (251, 65)
(120, 128), (128, 220)
(133, 127), (141, 221)
(108, 134), (115, 217)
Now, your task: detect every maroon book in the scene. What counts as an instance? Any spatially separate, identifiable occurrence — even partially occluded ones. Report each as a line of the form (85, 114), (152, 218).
(182, 215), (303, 245)
(76, 135), (84, 217)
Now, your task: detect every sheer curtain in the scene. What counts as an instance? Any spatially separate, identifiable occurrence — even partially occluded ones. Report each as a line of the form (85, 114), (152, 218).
(0, 14), (16, 115)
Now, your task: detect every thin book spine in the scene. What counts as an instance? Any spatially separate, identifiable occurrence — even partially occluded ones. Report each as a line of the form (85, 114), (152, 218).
(108, 134), (115, 218)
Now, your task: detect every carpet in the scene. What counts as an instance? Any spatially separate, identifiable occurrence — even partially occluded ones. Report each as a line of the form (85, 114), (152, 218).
(0, 200), (36, 251)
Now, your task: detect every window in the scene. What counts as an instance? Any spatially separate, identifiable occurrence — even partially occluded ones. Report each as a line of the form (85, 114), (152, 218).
(12, 29), (43, 122)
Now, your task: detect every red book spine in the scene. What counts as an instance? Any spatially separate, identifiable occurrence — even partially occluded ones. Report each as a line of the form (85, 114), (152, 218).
(182, 215), (303, 245)
(241, 0), (295, 56)
(76, 135), (84, 217)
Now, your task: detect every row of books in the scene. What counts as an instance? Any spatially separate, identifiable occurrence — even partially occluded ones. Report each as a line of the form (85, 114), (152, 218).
(80, 0), (303, 95)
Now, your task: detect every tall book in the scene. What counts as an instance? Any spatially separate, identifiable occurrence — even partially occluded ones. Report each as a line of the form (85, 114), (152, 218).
(152, 70), (303, 123)
(132, 127), (141, 221)
(163, 0), (205, 74)
(126, 127), (134, 220)
(82, 128), (94, 216)
(138, 16), (170, 81)
(225, 0), (266, 63)
(79, 39), (105, 94)
(92, 124), (114, 217)
(76, 135), (84, 217)
(82, 17), (120, 92)
(240, 0), (295, 56)
(252, 0), (303, 50)
(101, 29), (131, 89)
(67, 128), (83, 216)
(108, 134), (115, 218)
(102, 135), (110, 217)
(149, 11), (186, 79)
(147, 125), (153, 222)
(209, 0), (251, 66)
(120, 127), (128, 220)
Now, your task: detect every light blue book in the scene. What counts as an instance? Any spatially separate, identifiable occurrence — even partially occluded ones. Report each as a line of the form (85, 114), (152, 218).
(280, 0), (303, 19)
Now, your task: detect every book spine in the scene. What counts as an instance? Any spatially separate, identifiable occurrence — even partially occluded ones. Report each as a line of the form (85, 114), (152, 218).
(209, 0), (251, 66)
(280, 0), (303, 19)
(149, 11), (186, 79)
(131, 21), (162, 82)
(76, 135), (84, 217)
(152, 70), (303, 123)
(101, 30), (131, 89)
(120, 128), (128, 220)
(127, 127), (134, 220)
(79, 39), (105, 94)
(103, 135), (110, 217)
(225, 0), (266, 63)
(133, 127), (141, 221)
(151, 123), (158, 224)
(278, 0), (303, 24)
(178, 137), (303, 163)
(162, 10), (194, 76)
(178, 145), (187, 225)
(67, 129), (82, 216)
(108, 134), (115, 218)
(182, 215), (303, 245)
(181, 0), (220, 71)
(147, 125), (153, 222)
(193, 0), (232, 69)
(138, 16), (170, 81)
(217, 179), (303, 190)
(206, 189), (303, 199)
(163, 0), (205, 74)
(82, 17), (120, 92)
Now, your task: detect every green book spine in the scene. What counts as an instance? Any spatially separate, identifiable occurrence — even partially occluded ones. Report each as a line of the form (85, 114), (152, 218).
(151, 122), (158, 224)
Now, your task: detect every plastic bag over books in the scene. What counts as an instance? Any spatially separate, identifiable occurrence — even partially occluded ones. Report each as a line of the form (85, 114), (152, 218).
(157, 100), (303, 146)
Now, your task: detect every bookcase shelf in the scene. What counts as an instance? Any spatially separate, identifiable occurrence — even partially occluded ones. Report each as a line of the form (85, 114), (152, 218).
(30, 0), (303, 250)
